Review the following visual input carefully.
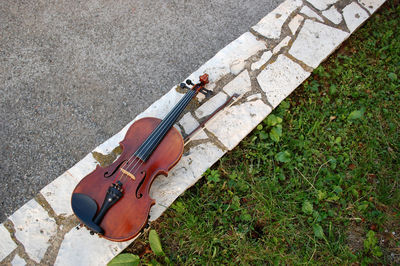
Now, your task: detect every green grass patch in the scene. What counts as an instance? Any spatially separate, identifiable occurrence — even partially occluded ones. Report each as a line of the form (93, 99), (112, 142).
(126, 3), (399, 264)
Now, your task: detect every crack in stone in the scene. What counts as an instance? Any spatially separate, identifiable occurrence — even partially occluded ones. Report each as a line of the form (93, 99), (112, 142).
(35, 194), (61, 225)
(40, 215), (80, 265)
(29, 194), (79, 265)
(285, 53), (314, 72)
(249, 74), (275, 110)
(2, 220), (36, 265)
(202, 128), (229, 152)
(302, 0), (358, 33)
(300, 4), (327, 22)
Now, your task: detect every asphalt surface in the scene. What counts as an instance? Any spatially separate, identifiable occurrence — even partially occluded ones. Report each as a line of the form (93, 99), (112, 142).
(0, 0), (283, 222)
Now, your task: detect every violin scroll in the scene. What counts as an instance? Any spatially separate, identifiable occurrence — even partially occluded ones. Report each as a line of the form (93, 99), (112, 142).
(191, 73), (211, 98)
(199, 73), (209, 85)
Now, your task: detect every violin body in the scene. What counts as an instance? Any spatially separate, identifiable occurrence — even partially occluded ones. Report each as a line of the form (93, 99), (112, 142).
(72, 117), (183, 241)
(71, 73), (209, 242)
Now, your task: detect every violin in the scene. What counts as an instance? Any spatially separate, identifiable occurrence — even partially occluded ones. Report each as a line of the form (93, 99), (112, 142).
(71, 74), (209, 241)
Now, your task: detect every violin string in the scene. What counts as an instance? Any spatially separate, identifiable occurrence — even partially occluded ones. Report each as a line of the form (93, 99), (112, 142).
(119, 89), (195, 184)
(123, 89), (195, 176)
(116, 88), (196, 184)
(136, 89), (195, 162)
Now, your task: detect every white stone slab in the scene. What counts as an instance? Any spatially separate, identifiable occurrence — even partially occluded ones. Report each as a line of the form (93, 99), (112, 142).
(67, 154), (99, 182)
(358, 0), (386, 14)
(252, 0), (302, 39)
(230, 59), (246, 75)
(343, 2), (370, 33)
(149, 142), (225, 220)
(173, 124), (181, 134)
(300, 6), (324, 22)
(178, 113), (208, 141)
(9, 200), (57, 263)
(188, 32), (265, 83)
(55, 227), (133, 266)
(288, 14), (304, 34)
(289, 19), (349, 68)
(322, 6), (343, 24)
(257, 55), (310, 107)
(222, 70), (252, 97)
(11, 254), (26, 266)
(251, 51), (273, 71)
(207, 100), (272, 150)
(195, 92), (228, 119)
(190, 130), (208, 141)
(246, 93), (262, 101)
(40, 172), (81, 216)
(0, 224), (17, 261)
(133, 88), (185, 121)
(206, 83), (217, 92)
(273, 36), (291, 54)
(179, 113), (199, 135)
(305, 0), (338, 10)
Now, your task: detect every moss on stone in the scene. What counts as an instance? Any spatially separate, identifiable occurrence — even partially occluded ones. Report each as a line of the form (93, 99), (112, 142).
(92, 145), (123, 167)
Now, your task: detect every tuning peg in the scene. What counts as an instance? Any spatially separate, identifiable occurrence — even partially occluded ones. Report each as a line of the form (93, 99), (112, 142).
(180, 83), (189, 89)
(186, 79), (194, 86)
(199, 87), (213, 98)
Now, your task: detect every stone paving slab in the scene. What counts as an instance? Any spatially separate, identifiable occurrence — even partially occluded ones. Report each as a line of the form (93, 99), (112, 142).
(11, 254), (26, 266)
(288, 14), (305, 34)
(322, 6), (344, 24)
(0, 0), (386, 264)
(9, 200), (58, 263)
(257, 54), (311, 107)
(252, 0), (303, 39)
(306, 0), (338, 10)
(289, 19), (349, 68)
(300, 5), (325, 21)
(0, 224), (17, 261)
(343, 1), (370, 32)
(251, 51), (273, 71)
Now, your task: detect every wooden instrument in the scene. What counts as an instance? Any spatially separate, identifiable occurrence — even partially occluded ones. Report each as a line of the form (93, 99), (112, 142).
(71, 74), (209, 241)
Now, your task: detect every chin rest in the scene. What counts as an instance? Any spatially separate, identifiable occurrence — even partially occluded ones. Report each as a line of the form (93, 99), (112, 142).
(71, 193), (104, 234)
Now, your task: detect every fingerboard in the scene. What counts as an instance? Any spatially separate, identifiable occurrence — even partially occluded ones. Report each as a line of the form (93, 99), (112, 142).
(134, 89), (195, 161)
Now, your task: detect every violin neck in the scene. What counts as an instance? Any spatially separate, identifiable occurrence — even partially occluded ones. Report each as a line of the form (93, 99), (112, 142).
(134, 89), (196, 161)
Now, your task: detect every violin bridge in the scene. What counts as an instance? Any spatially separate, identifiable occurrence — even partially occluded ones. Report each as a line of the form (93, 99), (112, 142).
(121, 168), (136, 180)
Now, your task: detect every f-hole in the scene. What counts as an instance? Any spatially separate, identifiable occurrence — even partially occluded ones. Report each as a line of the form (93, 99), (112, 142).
(136, 171), (146, 199)
(104, 160), (127, 178)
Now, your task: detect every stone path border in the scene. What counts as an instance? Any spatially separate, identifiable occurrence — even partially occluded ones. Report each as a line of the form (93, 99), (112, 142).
(0, 0), (386, 264)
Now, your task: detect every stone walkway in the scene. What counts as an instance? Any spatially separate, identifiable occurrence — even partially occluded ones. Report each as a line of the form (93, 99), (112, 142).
(0, 0), (386, 265)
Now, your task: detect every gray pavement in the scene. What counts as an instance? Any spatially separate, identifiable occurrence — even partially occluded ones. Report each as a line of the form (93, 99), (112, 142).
(0, 0), (282, 222)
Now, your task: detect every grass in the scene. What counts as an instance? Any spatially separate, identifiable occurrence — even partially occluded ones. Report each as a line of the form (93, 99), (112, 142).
(125, 3), (399, 264)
